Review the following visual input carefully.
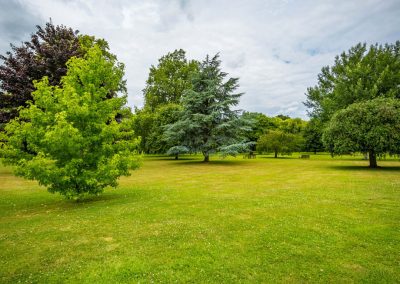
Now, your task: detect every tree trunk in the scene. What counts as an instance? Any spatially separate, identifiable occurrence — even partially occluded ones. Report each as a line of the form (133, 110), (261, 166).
(274, 150), (278, 158)
(369, 150), (378, 168)
(203, 152), (209, 162)
(314, 150), (317, 155)
(175, 154), (178, 160)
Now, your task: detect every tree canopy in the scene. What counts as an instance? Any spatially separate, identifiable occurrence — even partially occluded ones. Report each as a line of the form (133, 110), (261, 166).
(323, 98), (400, 168)
(0, 21), (117, 130)
(143, 49), (199, 111)
(303, 117), (324, 154)
(0, 45), (140, 199)
(305, 41), (400, 122)
(165, 54), (250, 162)
(257, 130), (303, 158)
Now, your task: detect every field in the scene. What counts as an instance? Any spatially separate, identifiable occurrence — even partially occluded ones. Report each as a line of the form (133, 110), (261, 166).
(1, 154), (399, 283)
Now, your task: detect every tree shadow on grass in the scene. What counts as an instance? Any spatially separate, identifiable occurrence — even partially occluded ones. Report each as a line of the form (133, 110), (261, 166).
(9, 188), (151, 214)
(148, 157), (199, 161)
(173, 159), (249, 166)
(326, 165), (400, 172)
(259, 156), (297, 160)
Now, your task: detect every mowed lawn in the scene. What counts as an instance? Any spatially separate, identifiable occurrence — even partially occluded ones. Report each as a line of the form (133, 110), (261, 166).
(1, 154), (399, 283)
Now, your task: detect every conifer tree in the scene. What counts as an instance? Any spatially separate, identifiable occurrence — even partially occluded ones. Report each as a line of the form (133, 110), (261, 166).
(165, 54), (250, 162)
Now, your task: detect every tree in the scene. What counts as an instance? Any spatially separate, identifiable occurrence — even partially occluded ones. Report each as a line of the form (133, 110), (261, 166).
(0, 22), (80, 129)
(241, 112), (278, 147)
(132, 108), (156, 154)
(0, 21), (117, 130)
(147, 103), (183, 154)
(143, 49), (199, 111)
(166, 146), (189, 160)
(323, 98), (400, 168)
(305, 42), (400, 122)
(133, 50), (198, 153)
(257, 130), (303, 158)
(278, 117), (307, 134)
(0, 45), (140, 199)
(165, 54), (250, 162)
(303, 118), (324, 154)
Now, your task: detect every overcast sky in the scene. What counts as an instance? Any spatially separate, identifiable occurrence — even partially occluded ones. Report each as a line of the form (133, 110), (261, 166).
(1, 0), (399, 118)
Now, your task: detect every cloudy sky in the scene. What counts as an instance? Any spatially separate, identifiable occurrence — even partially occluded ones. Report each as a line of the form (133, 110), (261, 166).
(1, 0), (399, 118)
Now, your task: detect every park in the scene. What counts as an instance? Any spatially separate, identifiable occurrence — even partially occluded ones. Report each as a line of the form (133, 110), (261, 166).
(1, 154), (399, 282)
(0, 1), (400, 283)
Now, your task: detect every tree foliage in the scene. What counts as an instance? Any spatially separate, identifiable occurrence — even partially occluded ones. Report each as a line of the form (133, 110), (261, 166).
(257, 130), (304, 158)
(0, 21), (118, 130)
(165, 54), (250, 162)
(143, 49), (199, 111)
(303, 118), (324, 153)
(305, 42), (400, 122)
(241, 112), (278, 144)
(133, 50), (197, 153)
(166, 146), (189, 160)
(0, 45), (140, 199)
(323, 98), (400, 168)
(0, 22), (81, 129)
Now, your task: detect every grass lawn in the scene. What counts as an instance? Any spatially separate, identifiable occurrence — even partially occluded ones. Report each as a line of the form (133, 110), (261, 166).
(1, 154), (399, 283)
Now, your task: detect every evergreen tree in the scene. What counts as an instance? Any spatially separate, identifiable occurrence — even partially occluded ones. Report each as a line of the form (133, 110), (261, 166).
(165, 54), (250, 162)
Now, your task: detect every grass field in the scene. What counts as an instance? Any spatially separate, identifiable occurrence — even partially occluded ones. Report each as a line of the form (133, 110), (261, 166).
(1, 154), (399, 283)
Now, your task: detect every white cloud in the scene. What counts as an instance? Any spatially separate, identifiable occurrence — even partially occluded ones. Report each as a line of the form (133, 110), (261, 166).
(3, 0), (400, 118)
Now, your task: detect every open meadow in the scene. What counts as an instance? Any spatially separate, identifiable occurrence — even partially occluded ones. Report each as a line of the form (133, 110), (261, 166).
(1, 154), (399, 283)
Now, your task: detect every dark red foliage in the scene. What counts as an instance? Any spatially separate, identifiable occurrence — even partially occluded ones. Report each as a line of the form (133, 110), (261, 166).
(0, 21), (81, 128)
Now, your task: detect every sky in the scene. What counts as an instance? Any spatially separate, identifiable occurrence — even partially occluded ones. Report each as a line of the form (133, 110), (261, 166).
(1, 0), (399, 118)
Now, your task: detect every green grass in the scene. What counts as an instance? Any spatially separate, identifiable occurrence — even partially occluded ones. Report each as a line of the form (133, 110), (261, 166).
(1, 154), (400, 283)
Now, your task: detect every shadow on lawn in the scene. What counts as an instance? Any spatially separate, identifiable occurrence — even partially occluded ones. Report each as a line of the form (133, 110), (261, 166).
(259, 156), (296, 159)
(327, 165), (400, 172)
(149, 157), (199, 161)
(173, 159), (249, 166)
(13, 188), (151, 213)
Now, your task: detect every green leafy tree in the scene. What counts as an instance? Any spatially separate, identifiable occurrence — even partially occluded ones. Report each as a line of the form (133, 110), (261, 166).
(165, 54), (250, 162)
(242, 112), (278, 146)
(0, 21), (120, 130)
(0, 45), (140, 199)
(323, 98), (400, 168)
(305, 42), (400, 122)
(278, 117), (307, 134)
(257, 130), (303, 158)
(133, 50), (198, 153)
(143, 49), (199, 111)
(147, 103), (183, 153)
(303, 118), (324, 154)
(132, 108), (156, 154)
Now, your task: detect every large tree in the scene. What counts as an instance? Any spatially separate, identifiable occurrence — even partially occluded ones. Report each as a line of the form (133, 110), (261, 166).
(0, 45), (140, 199)
(305, 42), (400, 122)
(133, 50), (198, 153)
(323, 98), (400, 168)
(165, 54), (250, 162)
(143, 49), (199, 111)
(0, 21), (116, 130)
